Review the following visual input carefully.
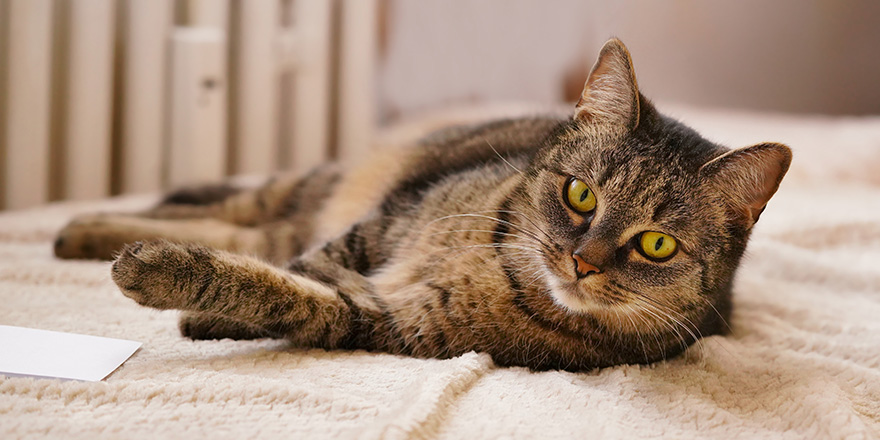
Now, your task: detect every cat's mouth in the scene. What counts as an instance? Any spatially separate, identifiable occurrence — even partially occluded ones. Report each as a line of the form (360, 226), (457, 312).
(542, 257), (628, 313)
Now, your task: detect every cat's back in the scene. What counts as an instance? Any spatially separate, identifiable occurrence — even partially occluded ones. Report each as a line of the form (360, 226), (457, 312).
(311, 116), (566, 244)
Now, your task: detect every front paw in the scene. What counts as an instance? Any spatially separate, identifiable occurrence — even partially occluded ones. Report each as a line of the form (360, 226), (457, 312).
(111, 240), (214, 310)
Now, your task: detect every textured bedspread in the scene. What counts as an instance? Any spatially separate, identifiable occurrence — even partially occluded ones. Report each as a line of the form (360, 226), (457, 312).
(2, 105), (879, 439)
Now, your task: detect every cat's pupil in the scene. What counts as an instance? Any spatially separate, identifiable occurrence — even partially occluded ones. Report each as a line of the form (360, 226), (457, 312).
(655, 236), (664, 251)
(579, 190), (589, 202)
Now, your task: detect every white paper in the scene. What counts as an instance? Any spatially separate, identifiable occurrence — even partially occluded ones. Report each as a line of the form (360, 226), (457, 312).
(0, 325), (141, 381)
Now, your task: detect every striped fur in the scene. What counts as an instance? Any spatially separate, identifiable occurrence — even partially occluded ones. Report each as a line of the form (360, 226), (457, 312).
(54, 39), (791, 370)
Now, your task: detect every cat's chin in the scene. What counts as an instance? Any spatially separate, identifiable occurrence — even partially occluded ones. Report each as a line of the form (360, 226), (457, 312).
(544, 274), (624, 315)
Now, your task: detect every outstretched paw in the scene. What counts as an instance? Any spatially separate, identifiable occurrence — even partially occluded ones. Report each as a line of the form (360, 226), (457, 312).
(111, 240), (215, 310)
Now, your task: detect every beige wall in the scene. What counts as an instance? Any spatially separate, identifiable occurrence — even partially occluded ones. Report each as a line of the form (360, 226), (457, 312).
(379, 0), (880, 120)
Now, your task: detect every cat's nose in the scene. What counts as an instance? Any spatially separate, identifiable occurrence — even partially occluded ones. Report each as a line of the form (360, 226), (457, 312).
(572, 253), (601, 279)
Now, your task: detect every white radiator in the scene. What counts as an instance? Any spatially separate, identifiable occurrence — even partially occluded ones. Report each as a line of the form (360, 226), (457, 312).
(0, 0), (376, 210)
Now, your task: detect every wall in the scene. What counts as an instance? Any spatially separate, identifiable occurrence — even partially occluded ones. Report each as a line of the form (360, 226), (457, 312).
(379, 0), (880, 120)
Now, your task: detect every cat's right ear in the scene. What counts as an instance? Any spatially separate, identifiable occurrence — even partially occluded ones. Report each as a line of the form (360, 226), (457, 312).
(574, 38), (640, 131)
(700, 143), (793, 227)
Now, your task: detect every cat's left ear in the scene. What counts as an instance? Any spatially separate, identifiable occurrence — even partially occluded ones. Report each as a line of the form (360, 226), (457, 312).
(700, 143), (793, 226)
(574, 38), (640, 131)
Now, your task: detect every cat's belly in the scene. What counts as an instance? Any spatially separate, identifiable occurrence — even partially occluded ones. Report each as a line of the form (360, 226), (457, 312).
(310, 146), (418, 246)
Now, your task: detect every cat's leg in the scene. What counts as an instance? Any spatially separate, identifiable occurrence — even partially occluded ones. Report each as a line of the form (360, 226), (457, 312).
(111, 239), (390, 349)
(54, 216), (271, 261)
(178, 312), (279, 340)
(143, 165), (339, 225)
(53, 181), (246, 260)
(54, 166), (340, 261)
(141, 178), (286, 224)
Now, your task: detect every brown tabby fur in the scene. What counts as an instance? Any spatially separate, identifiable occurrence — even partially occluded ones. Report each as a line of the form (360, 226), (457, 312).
(54, 39), (792, 371)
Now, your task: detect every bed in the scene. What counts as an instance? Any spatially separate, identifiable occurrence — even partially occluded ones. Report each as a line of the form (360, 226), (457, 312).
(1, 104), (879, 439)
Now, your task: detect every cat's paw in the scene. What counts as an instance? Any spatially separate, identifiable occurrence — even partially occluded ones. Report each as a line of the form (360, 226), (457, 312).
(111, 240), (214, 310)
(54, 214), (123, 260)
(179, 313), (274, 340)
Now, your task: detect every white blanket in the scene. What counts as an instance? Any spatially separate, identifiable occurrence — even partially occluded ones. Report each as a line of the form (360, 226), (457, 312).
(2, 105), (879, 439)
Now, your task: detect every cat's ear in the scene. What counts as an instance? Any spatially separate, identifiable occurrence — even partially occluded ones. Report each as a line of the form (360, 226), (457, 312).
(700, 143), (793, 226)
(574, 38), (640, 131)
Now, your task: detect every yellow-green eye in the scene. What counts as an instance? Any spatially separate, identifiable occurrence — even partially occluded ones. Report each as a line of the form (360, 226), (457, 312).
(639, 231), (678, 261)
(566, 178), (597, 213)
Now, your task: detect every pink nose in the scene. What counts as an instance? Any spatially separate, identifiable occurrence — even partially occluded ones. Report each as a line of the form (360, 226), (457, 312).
(572, 253), (601, 278)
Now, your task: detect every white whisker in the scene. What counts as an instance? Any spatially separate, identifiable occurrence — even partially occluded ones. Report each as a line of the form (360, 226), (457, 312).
(483, 138), (522, 174)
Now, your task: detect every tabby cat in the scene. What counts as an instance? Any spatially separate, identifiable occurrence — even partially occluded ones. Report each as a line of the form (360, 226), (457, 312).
(54, 39), (791, 371)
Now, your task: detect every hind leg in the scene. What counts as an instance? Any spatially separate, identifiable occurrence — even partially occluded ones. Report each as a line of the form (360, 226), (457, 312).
(54, 181), (257, 261)
(53, 215), (270, 261)
(143, 170), (331, 225)
(54, 166), (340, 262)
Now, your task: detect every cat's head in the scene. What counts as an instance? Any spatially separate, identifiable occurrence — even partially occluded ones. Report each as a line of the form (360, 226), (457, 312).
(517, 39), (791, 356)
